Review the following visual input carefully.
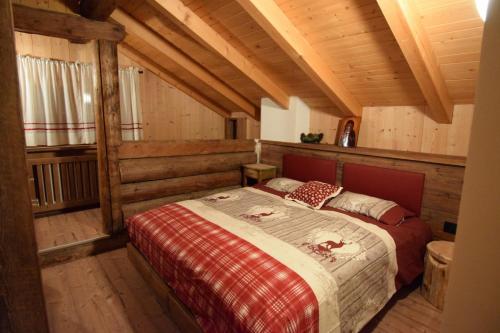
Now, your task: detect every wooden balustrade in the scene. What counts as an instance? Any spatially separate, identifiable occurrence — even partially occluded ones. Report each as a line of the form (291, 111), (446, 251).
(26, 145), (99, 214)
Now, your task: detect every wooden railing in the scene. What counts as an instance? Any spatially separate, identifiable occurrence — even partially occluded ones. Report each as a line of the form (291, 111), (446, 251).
(26, 145), (99, 214)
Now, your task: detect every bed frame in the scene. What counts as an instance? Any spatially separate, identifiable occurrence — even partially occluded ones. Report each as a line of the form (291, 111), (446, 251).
(127, 157), (427, 332)
(126, 243), (202, 333)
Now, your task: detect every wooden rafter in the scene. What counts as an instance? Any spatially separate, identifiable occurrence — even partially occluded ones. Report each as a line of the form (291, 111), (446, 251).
(111, 9), (257, 119)
(12, 4), (124, 42)
(236, 0), (362, 117)
(377, 0), (454, 123)
(146, 0), (290, 109)
(118, 44), (231, 119)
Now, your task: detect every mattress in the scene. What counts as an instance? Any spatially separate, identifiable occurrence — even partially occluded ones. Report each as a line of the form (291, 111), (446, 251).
(126, 186), (431, 333)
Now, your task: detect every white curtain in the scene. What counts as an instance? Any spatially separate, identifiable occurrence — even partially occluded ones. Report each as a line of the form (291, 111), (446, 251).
(17, 55), (96, 146)
(119, 67), (143, 141)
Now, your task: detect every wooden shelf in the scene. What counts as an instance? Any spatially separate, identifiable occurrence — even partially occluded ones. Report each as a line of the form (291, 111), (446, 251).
(260, 141), (466, 167)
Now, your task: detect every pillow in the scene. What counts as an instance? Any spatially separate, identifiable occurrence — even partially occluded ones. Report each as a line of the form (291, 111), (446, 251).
(285, 181), (342, 209)
(265, 177), (304, 193)
(326, 191), (415, 225)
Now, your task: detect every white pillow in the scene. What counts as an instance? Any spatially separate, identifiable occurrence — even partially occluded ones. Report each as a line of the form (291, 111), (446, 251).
(265, 177), (304, 193)
(327, 191), (397, 220)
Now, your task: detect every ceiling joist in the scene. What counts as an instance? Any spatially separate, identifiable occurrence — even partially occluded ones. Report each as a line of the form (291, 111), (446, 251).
(377, 0), (454, 124)
(111, 9), (257, 119)
(236, 0), (362, 117)
(118, 45), (231, 119)
(146, 0), (290, 110)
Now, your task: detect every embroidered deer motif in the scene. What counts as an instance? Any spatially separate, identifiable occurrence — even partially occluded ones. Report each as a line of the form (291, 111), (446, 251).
(304, 240), (345, 262)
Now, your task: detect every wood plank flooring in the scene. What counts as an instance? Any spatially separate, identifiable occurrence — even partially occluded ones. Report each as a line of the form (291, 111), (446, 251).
(41, 248), (442, 333)
(35, 208), (106, 251)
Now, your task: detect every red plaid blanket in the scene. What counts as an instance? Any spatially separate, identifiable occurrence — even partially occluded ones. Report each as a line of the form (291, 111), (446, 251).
(127, 203), (319, 333)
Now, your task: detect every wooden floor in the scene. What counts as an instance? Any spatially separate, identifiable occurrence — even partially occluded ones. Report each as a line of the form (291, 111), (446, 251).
(42, 248), (442, 333)
(35, 208), (106, 251)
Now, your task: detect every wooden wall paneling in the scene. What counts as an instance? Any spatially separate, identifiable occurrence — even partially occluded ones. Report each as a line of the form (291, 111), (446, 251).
(0, 0), (49, 331)
(357, 105), (474, 156)
(120, 152), (256, 183)
(15, 32), (97, 63)
(12, 4), (125, 42)
(137, 68), (226, 141)
(118, 44), (230, 120)
(309, 109), (342, 144)
(421, 104), (474, 156)
(118, 139), (255, 159)
(259, 141), (465, 240)
(98, 40), (123, 232)
(121, 170), (242, 203)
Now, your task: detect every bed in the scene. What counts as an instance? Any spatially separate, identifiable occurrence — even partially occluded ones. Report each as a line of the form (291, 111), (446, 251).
(126, 154), (432, 333)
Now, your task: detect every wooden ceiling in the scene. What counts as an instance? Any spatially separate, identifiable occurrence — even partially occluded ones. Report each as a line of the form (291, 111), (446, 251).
(115, 0), (483, 122)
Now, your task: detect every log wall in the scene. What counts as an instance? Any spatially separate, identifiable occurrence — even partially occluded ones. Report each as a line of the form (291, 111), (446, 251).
(119, 139), (256, 220)
(260, 141), (465, 241)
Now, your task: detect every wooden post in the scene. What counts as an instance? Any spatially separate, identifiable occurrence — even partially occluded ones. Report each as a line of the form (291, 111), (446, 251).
(0, 1), (49, 332)
(97, 39), (123, 232)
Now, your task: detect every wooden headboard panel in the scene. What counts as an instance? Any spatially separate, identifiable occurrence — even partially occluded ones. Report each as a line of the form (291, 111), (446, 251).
(283, 154), (337, 184)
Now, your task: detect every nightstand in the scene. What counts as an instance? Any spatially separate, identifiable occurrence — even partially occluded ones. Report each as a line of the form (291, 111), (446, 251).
(242, 163), (277, 186)
(421, 240), (454, 310)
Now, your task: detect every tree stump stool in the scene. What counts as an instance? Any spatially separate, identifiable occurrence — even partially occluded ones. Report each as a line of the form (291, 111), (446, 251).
(421, 240), (454, 310)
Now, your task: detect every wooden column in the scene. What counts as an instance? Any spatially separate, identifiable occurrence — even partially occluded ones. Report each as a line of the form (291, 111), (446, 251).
(97, 40), (123, 232)
(0, 1), (49, 332)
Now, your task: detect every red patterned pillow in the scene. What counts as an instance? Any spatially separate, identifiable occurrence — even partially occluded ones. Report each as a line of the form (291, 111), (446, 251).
(285, 181), (342, 209)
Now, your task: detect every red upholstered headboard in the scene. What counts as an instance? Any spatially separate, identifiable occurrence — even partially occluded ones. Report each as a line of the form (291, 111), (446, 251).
(282, 154), (337, 184)
(342, 163), (425, 216)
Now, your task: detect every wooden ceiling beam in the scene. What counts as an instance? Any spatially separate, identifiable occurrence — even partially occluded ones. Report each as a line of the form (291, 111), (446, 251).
(80, 0), (117, 21)
(146, 0), (290, 109)
(377, 0), (454, 123)
(12, 4), (124, 42)
(111, 9), (257, 119)
(118, 44), (231, 119)
(236, 0), (362, 117)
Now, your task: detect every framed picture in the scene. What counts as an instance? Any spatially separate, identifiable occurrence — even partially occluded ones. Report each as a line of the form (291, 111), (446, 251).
(335, 117), (361, 148)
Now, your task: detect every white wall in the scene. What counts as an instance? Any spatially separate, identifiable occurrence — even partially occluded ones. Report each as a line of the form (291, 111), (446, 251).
(442, 1), (500, 331)
(260, 96), (310, 142)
